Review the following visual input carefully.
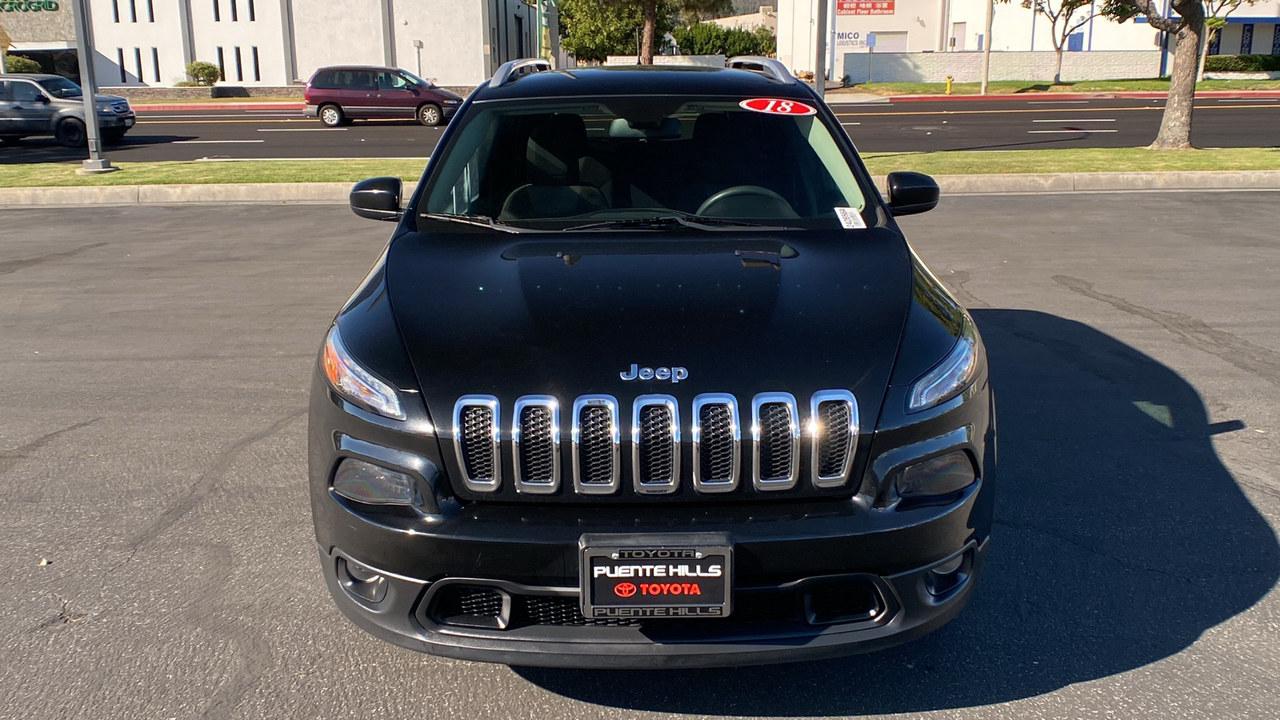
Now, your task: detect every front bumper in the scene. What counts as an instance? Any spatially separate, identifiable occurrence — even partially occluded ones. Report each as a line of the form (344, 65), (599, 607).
(98, 112), (136, 130)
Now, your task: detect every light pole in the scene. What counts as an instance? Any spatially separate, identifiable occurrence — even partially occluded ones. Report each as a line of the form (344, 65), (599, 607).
(979, 0), (994, 94)
(814, 0), (828, 101)
(70, 0), (116, 174)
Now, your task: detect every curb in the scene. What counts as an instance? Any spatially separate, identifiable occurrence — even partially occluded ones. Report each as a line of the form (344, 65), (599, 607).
(132, 102), (306, 112)
(2, 173), (1277, 208)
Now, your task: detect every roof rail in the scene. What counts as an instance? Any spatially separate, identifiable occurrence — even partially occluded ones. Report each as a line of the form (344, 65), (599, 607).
(726, 56), (796, 85)
(490, 58), (552, 89)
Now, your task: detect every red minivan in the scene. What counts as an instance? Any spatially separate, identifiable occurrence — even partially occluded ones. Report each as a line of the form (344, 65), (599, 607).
(304, 66), (463, 127)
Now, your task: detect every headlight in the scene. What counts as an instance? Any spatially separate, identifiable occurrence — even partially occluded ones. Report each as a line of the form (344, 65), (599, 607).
(896, 450), (977, 498)
(322, 325), (405, 420)
(333, 458), (414, 504)
(443, 99), (460, 105)
(907, 318), (980, 412)
(96, 102), (112, 113)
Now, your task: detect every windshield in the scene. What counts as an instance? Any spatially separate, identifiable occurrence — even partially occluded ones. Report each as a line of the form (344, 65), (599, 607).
(37, 77), (83, 99)
(418, 96), (869, 230)
(401, 70), (432, 87)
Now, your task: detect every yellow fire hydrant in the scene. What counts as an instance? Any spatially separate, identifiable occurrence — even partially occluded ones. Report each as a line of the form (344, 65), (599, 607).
(945, 75), (954, 95)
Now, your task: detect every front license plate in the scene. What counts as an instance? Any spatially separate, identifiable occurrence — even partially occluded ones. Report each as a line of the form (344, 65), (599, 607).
(580, 533), (732, 620)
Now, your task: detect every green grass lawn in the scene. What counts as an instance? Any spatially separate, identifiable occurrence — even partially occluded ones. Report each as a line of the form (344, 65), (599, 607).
(835, 78), (1280, 96)
(859, 148), (1280, 175)
(0, 159), (429, 187)
(1, 149), (1277, 189)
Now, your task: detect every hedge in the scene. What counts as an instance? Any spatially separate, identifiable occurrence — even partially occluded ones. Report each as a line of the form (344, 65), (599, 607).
(1204, 54), (1280, 72)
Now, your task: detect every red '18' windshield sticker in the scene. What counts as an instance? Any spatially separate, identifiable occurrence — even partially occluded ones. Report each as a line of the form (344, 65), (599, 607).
(739, 98), (817, 116)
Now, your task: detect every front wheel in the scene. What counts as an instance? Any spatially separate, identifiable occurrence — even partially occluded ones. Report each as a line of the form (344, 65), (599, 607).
(417, 103), (442, 127)
(319, 104), (345, 127)
(56, 118), (87, 147)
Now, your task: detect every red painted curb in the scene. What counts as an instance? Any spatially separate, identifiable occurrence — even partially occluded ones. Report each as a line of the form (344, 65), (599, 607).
(877, 91), (1280, 103)
(132, 102), (305, 111)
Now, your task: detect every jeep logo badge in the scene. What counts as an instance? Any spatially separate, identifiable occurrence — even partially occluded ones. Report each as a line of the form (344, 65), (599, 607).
(620, 364), (688, 383)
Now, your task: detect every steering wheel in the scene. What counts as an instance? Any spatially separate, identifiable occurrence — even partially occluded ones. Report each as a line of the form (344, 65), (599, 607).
(696, 185), (798, 219)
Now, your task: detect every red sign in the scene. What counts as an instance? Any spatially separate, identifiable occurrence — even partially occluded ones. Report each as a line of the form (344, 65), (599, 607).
(838, 0), (895, 15)
(739, 98), (818, 116)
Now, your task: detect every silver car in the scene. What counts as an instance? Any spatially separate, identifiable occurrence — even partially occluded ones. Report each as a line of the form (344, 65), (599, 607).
(0, 73), (135, 147)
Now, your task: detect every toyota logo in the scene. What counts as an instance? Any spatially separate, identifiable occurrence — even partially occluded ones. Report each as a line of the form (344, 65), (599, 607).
(614, 582), (637, 598)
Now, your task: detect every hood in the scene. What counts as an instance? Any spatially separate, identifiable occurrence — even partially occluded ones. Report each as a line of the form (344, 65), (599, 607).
(385, 228), (913, 425)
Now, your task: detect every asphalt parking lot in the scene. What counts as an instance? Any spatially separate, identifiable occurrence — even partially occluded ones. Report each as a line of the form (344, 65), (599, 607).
(1, 191), (1278, 719)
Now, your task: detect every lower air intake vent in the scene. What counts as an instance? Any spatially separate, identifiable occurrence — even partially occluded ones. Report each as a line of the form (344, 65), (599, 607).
(432, 585), (509, 629)
(517, 595), (643, 627)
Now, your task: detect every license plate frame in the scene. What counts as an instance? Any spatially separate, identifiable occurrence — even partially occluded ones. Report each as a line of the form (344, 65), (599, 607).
(579, 532), (732, 620)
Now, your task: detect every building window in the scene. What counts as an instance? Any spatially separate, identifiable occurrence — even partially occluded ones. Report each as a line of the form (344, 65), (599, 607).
(1240, 24), (1254, 55)
(213, 0), (220, 21)
(216, 46), (226, 81)
(116, 48), (126, 82)
(128, 0), (136, 22)
(151, 47), (160, 82)
(251, 46), (260, 81)
(147, 0), (154, 22)
(111, 0), (119, 22)
(231, 0), (238, 21)
(134, 48), (143, 83)
(247, 0), (255, 21)
(234, 46), (243, 81)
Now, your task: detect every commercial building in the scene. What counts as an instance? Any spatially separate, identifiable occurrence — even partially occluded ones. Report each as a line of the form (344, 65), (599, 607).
(1, 0), (558, 87)
(777, 0), (1280, 84)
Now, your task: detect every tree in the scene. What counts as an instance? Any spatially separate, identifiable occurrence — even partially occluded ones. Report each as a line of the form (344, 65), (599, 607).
(1021, 0), (1103, 84)
(1197, 0), (1256, 81)
(1103, 0), (1205, 149)
(604, 0), (730, 64)
(559, 0), (675, 63)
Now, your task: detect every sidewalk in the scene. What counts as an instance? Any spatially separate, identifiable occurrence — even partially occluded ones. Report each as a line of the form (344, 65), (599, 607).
(4, 171), (1279, 208)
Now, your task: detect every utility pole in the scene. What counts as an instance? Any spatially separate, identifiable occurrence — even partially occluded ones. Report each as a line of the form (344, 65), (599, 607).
(980, 0), (994, 94)
(814, 0), (828, 101)
(71, 0), (116, 174)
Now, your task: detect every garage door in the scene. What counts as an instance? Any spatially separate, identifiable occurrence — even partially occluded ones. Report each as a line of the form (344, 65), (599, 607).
(873, 32), (909, 52)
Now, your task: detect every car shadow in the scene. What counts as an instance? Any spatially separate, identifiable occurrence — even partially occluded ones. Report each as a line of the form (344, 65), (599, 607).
(512, 308), (1280, 714)
(0, 134), (197, 165)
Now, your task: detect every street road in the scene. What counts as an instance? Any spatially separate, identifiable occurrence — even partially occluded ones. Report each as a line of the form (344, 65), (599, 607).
(1, 192), (1278, 719)
(1, 95), (1277, 164)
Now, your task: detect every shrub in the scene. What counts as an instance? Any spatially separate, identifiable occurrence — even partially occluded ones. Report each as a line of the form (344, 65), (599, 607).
(186, 60), (222, 86)
(3, 55), (43, 74)
(670, 22), (776, 57)
(1203, 54), (1280, 73)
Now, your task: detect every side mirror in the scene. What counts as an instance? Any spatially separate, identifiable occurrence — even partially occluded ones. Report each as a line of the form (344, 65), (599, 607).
(350, 177), (403, 222)
(886, 171), (940, 216)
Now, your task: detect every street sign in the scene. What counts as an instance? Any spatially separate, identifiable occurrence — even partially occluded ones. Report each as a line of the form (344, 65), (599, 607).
(867, 33), (876, 49)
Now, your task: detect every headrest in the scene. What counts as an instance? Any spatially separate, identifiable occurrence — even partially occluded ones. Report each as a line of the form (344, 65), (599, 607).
(527, 114), (588, 185)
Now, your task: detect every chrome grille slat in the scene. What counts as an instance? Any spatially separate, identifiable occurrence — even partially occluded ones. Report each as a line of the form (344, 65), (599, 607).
(692, 394), (740, 493)
(453, 395), (500, 493)
(810, 390), (859, 488)
(572, 395), (620, 494)
(632, 395), (680, 494)
(513, 395), (560, 494)
(751, 393), (799, 491)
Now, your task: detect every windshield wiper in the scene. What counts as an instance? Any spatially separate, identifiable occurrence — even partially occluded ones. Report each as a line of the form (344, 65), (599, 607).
(418, 213), (548, 234)
(562, 216), (799, 232)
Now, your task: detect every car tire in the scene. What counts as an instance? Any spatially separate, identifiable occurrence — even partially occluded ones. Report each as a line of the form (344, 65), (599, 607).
(56, 118), (87, 147)
(102, 130), (127, 145)
(417, 103), (442, 127)
(319, 104), (345, 128)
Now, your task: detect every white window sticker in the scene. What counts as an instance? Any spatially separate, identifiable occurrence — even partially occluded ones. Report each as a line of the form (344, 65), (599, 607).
(835, 207), (866, 229)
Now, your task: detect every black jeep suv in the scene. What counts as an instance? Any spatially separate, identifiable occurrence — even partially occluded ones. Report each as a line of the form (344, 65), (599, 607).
(309, 57), (994, 668)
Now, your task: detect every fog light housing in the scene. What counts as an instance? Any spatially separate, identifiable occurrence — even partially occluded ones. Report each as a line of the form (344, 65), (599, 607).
(337, 557), (388, 603)
(897, 450), (976, 499)
(925, 550), (972, 598)
(333, 458), (415, 505)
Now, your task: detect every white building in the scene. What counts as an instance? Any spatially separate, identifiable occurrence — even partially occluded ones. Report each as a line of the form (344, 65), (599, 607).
(777, 0), (1280, 84)
(3, 0), (553, 88)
